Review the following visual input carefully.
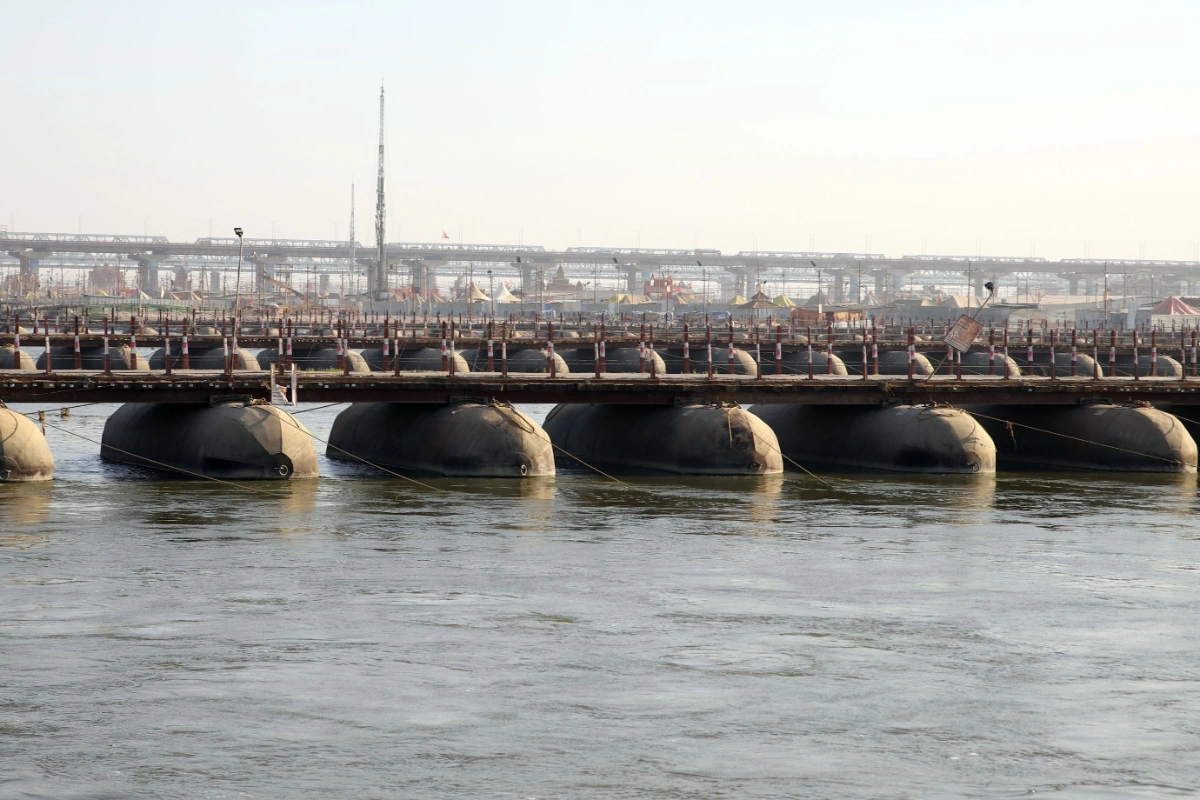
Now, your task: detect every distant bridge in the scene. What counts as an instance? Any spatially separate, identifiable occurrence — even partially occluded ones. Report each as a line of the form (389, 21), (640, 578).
(4, 229), (1200, 300)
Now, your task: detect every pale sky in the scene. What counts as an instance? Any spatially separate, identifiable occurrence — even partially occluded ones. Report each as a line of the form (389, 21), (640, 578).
(3, 1), (1198, 261)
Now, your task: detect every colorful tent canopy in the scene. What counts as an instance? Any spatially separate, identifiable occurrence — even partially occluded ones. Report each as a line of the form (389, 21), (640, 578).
(1150, 296), (1200, 315)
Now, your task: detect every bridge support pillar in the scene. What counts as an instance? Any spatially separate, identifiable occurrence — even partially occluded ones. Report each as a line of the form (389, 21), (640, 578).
(18, 255), (39, 295)
(518, 264), (535, 294)
(252, 257), (285, 296)
(829, 270), (846, 304)
(403, 260), (438, 299)
(8, 250), (48, 296)
(1068, 277), (1080, 295)
(726, 268), (754, 300)
(134, 255), (167, 297)
(623, 267), (642, 295)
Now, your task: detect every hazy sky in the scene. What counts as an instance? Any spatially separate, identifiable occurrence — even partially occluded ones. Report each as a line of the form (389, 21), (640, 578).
(3, 1), (1198, 260)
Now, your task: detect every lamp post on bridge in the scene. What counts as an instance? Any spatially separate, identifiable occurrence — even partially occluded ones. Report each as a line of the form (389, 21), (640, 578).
(233, 227), (244, 317)
(812, 260), (822, 317)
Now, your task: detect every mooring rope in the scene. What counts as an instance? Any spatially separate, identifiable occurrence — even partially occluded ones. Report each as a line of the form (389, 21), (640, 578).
(959, 407), (1194, 469)
(288, 402), (345, 415)
(490, 402), (632, 487)
(759, 437), (837, 488)
(37, 417), (286, 497)
(275, 411), (447, 493)
(16, 401), (102, 418)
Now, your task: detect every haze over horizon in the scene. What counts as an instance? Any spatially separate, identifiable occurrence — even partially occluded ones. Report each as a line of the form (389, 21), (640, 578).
(3, 0), (1198, 261)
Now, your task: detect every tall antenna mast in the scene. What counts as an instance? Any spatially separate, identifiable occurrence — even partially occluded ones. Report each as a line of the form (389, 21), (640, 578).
(373, 82), (386, 298)
(349, 183), (356, 294)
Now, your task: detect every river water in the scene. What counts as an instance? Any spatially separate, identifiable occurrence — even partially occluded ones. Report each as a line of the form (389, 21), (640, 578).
(3, 401), (1200, 798)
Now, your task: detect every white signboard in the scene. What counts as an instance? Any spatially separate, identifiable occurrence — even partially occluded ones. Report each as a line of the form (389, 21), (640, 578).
(944, 314), (983, 353)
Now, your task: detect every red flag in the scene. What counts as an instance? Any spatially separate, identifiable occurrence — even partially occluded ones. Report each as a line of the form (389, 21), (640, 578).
(441, 230), (450, 239)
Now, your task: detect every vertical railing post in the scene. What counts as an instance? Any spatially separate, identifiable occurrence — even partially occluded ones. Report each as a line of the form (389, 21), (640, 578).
(72, 316), (81, 371)
(753, 327), (762, 380)
(860, 325), (867, 381)
(599, 321), (607, 375)
(705, 324), (713, 379)
(1185, 331), (1195, 381)
(1003, 326), (1011, 379)
(807, 325), (814, 380)
(988, 327), (996, 375)
(1109, 329), (1117, 378)
(907, 327), (915, 380)
(638, 323), (646, 373)
(871, 324), (879, 377)
(501, 322), (509, 379)
(727, 321), (736, 375)
(441, 321), (449, 373)
(1151, 329), (1158, 377)
(1133, 330), (1140, 381)
(683, 322), (691, 374)
(1048, 327), (1056, 381)
(1070, 328), (1078, 377)
(487, 320), (495, 373)
(826, 322), (834, 375)
(1027, 325), (1034, 374)
(775, 325), (783, 376)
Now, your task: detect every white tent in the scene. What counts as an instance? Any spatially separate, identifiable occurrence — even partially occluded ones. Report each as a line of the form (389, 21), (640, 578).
(493, 284), (520, 304)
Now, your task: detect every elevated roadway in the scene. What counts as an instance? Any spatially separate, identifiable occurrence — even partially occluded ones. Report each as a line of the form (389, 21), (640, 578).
(5, 231), (1198, 275)
(6, 231), (1200, 300)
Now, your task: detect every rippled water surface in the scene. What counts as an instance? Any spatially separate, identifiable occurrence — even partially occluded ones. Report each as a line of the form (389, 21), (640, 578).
(3, 402), (1200, 798)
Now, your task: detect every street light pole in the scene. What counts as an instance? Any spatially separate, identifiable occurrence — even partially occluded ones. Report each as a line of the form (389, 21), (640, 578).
(811, 260), (821, 316)
(233, 227), (244, 317)
(488, 269), (494, 318)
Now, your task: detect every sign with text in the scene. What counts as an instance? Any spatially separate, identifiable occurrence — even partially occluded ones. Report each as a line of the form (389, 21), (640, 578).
(944, 314), (984, 353)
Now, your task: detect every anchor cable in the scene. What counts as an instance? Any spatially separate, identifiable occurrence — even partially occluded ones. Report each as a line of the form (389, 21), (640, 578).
(276, 412), (447, 493)
(491, 402), (631, 487)
(36, 417), (287, 497)
(959, 407), (1195, 469)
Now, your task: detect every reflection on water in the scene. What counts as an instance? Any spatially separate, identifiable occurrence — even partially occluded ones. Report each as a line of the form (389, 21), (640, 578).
(4, 402), (1200, 798)
(0, 479), (53, 534)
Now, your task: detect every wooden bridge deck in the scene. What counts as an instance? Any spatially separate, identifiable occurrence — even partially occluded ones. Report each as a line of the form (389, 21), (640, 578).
(4, 370), (1200, 407)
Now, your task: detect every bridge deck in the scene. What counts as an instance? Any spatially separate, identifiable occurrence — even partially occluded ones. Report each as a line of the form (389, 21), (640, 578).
(2, 333), (1191, 355)
(3, 371), (1200, 407)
